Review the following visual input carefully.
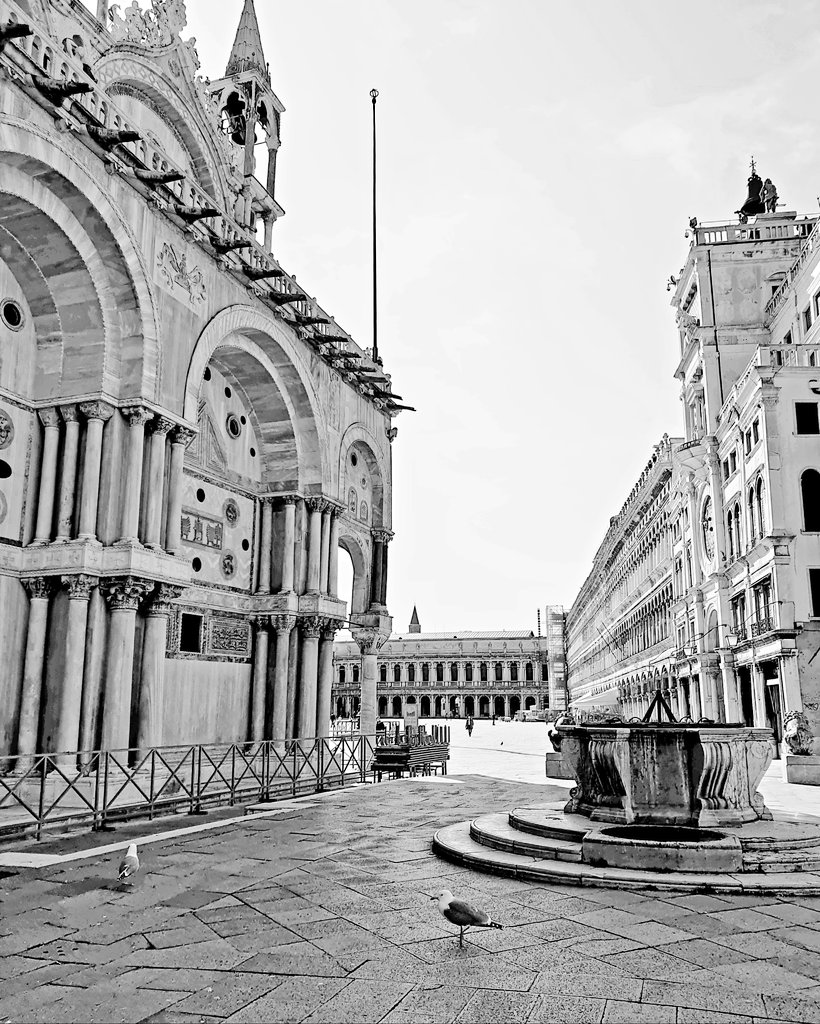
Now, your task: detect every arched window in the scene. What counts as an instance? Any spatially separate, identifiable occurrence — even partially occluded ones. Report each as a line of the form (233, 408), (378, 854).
(422, 662), (430, 682)
(802, 469), (820, 531)
(748, 487), (757, 543)
(408, 664), (415, 682)
(339, 666), (346, 684)
(525, 662), (534, 682)
(465, 663), (473, 682)
(353, 665), (360, 683)
(379, 664), (387, 683)
(436, 663), (444, 682)
(393, 664), (401, 683)
(727, 509), (735, 561)
(450, 662), (458, 682)
(756, 478), (765, 539)
(480, 662), (488, 682)
(494, 662), (503, 682)
(510, 663), (519, 682)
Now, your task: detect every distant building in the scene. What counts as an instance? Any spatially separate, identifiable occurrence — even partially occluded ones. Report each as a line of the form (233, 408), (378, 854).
(333, 609), (554, 719)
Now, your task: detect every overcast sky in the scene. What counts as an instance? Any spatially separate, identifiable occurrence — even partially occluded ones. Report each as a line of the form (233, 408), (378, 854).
(87, 0), (820, 633)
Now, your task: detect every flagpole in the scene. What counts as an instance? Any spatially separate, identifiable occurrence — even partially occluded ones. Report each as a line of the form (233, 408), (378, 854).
(370, 88), (380, 366)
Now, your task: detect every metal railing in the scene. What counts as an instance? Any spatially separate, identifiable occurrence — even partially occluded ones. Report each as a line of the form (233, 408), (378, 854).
(0, 735), (379, 841)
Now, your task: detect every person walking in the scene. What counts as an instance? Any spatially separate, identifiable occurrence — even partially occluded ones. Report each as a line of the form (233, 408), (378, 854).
(466, 716), (474, 738)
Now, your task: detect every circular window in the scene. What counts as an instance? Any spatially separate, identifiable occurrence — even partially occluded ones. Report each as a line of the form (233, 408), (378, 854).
(224, 386), (232, 399)
(203, 367), (212, 381)
(351, 452), (358, 467)
(192, 557), (202, 572)
(226, 414), (242, 439)
(241, 538), (250, 551)
(0, 460), (11, 479)
(1, 300), (24, 332)
(249, 447), (256, 458)
(196, 487), (205, 502)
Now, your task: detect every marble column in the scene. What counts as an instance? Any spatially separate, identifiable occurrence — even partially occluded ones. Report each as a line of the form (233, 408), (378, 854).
(285, 622), (299, 738)
(271, 614), (295, 743)
(117, 406), (153, 544)
(370, 536), (384, 608)
(164, 426), (196, 554)
(250, 616), (270, 742)
(33, 408), (60, 544)
(136, 585), (182, 755)
(704, 668), (721, 721)
(319, 506), (332, 595)
(78, 402), (114, 541)
(305, 499), (323, 594)
(779, 655), (802, 715)
(55, 575), (96, 760)
(258, 499), (272, 594)
(317, 621), (338, 738)
(752, 663), (767, 728)
(144, 417), (174, 548)
(280, 496), (297, 593)
(16, 577), (54, 762)
(297, 617), (322, 738)
(100, 577), (153, 751)
(55, 405), (80, 542)
(352, 629), (387, 737)
(690, 675), (702, 720)
(328, 509), (340, 598)
(380, 537), (390, 607)
(79, 588), (106, 761)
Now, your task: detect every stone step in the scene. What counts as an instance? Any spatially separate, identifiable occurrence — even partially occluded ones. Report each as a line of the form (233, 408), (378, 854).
(470, 813), (582, 862)
(509, 807), (587, 843)
(432, 821), (820, 895)
(743, 848), (820, 873)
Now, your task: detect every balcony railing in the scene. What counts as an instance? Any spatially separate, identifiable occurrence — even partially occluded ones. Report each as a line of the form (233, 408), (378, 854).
(751, 616), (774, 637)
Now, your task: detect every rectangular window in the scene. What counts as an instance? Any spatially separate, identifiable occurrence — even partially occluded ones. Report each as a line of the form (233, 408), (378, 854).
(752, 419), (760, 444)
(796, 402), (820, 435)
(811, 569), (820, 617)
(744, 430), (752, 454)
(814, 293), (820, 319)
(804, 307), (813, 333)
(784, 330), (793, 346)
(729, 451), (737, 474)
(541, 663), (549, 682)
(180, 613), (203, 653)
(722, 459), (730, 481)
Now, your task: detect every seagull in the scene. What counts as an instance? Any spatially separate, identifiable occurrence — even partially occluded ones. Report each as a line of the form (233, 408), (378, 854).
(117, 843), (140, 883)
(433, 889), (503, 947)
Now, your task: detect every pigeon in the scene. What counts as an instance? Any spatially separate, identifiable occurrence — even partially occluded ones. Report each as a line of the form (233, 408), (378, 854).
(433, 889), (503, 947)
(117, 843), (140, 882)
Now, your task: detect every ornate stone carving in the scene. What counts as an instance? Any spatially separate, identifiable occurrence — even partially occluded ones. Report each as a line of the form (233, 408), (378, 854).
(58, 405), (79, 424)
(321, 620), (342, 642)
(102, 576), (154, 611)
(148, 583), (184, 617)
(352, 629), (389, 656)
(280, 494), (299, 507)
(272, 614), (296, 634)
(372, 529), (392, 545)
(157, 242), (206, 305)
(300, 615), (323, 639)
(171, 425), (197, 447)
(79, 401), (115, 423)
(0, 409), (14, 449)
(211, 616), (250, 653)
(304, 496), (326, 514)
(62, 574), (96, 601)
(121, 405), (154, 427)
(223, 498), (240, 527)
(37, 407), (60, 429)
(109, 0), (189, 48)
(221, 550), (236, 578)
(23, 576), (55, 601)
(181, 508), (222, 549)
(149, 415), (176, 436)
(784, 711), (814, 755)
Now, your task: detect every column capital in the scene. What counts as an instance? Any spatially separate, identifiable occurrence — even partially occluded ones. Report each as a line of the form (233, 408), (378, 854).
(121, 405), (154, 428)
(170, 425), (197, 447)
(62, 574), (97, 601)
(251, 614), (271, 633)
(37, 406), (60, 429)
(23, 575), (56, 600)
(101, 576), (154, 611)
(305, 496), (326, 514)
(280, 494), (300, 507)
(147, 583), (185, 617)
(59, 404), (80, 424)
(300, 615), (323, 639)
(272, 613), (296, 634)
(352, 628), (389, 656)
(79, 400), (115, 422)
(321, 619), (342, 642)
(149, 415), (176, 437)
(372, 528), (393, 544)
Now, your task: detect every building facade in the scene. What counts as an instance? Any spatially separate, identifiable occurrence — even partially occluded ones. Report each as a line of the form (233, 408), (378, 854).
(0, 0), (399, 757)
(333, 610), (555, 720)
(566, 184), (820, 759)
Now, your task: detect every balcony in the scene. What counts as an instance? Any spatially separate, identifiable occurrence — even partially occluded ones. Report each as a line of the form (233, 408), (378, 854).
(751, 617), (774, 638)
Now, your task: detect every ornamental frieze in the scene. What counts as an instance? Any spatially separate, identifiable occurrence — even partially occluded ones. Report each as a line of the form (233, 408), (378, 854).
(156, 242), (206, 309)
(181, 507), (223, 549)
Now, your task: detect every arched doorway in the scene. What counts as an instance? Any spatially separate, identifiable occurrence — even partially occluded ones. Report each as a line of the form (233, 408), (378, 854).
(494, 696), (505, 717)
(434, 695), (444, 717)
(449, 695), (460, 717)
(464, 696), (475, 717)
(335, 698), (345, 718)
(478, 695), (490, 717)
(378, 696), (388, 717)
(420, 695), (431, 717)
(525, 695), (536, 711)
(391, 696), (402, 717)
(509, 695), (521, 717)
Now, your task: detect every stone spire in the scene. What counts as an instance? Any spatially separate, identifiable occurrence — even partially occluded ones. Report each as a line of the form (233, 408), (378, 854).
(226, 0), (269, 82)
(409, 606), (420, 634)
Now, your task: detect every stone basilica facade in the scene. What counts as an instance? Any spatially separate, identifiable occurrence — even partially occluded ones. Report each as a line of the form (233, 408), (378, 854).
(0, 0), (401, 757)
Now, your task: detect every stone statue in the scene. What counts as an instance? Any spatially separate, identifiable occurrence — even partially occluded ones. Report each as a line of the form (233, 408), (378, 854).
(783, 711), (814, 756)
(762, 178), (778, 214)
(546, 713), (573, 752)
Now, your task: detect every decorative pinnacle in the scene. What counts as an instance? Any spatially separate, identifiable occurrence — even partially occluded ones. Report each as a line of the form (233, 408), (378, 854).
(370, 88), (379, 102)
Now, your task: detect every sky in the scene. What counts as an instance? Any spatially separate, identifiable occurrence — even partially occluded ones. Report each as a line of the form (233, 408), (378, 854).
(86, 0), (820, 633)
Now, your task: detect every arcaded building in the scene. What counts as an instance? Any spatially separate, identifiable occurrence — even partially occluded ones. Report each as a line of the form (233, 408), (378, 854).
(332, 609), (559, 720)
(0, 0), (398, 756)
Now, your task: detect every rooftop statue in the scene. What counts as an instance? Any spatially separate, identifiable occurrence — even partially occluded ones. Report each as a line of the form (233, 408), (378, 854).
(736, 157), (779, 223)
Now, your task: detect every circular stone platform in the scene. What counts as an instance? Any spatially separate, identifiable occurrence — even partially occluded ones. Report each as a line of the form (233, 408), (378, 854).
(432, 800), (820, 894)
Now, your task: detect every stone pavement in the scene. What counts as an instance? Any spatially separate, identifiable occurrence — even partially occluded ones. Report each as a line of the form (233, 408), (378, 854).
(2, 773), (820, 1023)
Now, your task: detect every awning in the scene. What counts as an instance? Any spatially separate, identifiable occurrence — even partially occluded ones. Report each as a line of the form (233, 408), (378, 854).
(571, 687), (620, 708)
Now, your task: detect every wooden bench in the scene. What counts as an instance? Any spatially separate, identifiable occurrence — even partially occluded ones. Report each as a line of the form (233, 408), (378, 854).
(370, 741), (449, 780)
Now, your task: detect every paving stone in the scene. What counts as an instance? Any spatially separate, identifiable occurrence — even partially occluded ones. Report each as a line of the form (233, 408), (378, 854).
(642, 981), (766, 1017)
(654, 937), (755, 968)
(126, 967), (222, 993)
(301, 979), (412, 1023)
(571, 937), (646, 959)
(453, 989), (539, 1023)
(663, 894), (734, 912)
(700, 930), (800, 958)
(238, 944), (349, 977)
(171, 973), (284, 1017)
(222, 977), (349, 1023)
(761, 992), (820, 1023)
(532, 970), (643, 1002)
(0, 983), (96, 1022)
(705, 908), (784, 932)
(712, 959), (820, 994)
(752, 902), (820, 926)
(600, 947), (694, 981)
(603, 1000), (675, 1023)
(770, 925), (820, 953)
(527, 993), (607, 1023)
(524, 918), (613, 944)
(768, 945), (820, 981)
(677, 1011), (755, 1023)
(380, 983), (474, 1024)
(143, 1013), (223, 1023)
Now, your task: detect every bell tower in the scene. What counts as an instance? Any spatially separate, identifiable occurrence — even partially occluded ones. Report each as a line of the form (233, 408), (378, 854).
(210, 0), (285, 241)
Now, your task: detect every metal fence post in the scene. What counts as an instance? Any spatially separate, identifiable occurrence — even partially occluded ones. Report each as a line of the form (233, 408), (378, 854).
(35, 755), (47, 841)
